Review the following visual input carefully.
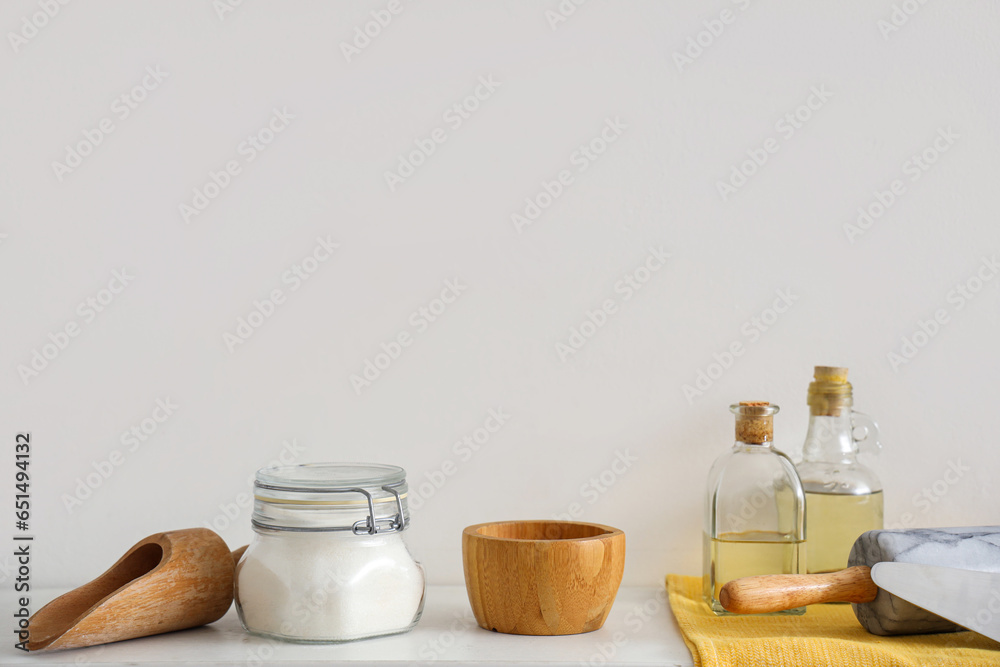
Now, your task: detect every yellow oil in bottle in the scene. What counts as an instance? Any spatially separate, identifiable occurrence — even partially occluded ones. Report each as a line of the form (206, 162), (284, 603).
(704, 531), (806, 615)
(805, 490), (883, 574)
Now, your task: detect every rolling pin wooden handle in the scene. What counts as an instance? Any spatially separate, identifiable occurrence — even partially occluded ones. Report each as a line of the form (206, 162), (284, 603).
(719, 565), (879, 614)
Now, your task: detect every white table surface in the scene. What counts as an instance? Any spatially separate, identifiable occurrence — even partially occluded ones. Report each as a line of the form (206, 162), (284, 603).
(3, 586), (694, 666)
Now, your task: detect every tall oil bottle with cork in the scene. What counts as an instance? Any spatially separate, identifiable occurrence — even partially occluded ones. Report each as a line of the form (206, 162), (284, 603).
(796, 366), (883, 574)
(703, 401), (806, 615)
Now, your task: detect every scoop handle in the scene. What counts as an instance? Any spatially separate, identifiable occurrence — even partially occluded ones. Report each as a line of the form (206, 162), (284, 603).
(719, 565), (878, 613)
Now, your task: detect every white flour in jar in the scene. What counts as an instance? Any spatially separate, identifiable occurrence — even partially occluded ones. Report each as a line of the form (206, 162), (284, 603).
(236, 531), (425, 641)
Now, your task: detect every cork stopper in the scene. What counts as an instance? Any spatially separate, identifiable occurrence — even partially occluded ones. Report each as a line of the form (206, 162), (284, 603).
(730, 401), (779, 444)
(814, 366), (849, 383)
(807, 365), (852, 416)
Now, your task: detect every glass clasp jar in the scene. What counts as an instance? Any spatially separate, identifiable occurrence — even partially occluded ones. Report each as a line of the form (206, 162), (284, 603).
(235, 463), (425, 643)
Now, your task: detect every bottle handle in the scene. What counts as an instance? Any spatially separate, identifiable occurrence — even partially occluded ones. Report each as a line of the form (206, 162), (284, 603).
(851, 411), (881, 458)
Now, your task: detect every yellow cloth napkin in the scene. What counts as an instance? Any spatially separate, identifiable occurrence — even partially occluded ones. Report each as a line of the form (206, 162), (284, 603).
(667, 574), (1000, 667)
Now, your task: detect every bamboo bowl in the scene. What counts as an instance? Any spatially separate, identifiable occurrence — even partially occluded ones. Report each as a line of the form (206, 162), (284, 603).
(462, 520), (626, 636)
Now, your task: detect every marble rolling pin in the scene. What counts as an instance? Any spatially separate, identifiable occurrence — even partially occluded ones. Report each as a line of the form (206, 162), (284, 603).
(720, 526), (1000, 636)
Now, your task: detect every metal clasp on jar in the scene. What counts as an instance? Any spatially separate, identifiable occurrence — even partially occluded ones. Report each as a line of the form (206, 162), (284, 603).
(252, 480), (409, 535)
(352, 482), (407, 535)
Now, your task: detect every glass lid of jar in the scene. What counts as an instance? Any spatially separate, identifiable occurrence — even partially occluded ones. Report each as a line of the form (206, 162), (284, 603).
(256, 463), (406, 490)
(252, 463), (410, 535)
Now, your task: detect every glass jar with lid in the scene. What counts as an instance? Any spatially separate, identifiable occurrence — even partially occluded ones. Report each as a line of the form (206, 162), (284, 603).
(235, 463), (425, 643)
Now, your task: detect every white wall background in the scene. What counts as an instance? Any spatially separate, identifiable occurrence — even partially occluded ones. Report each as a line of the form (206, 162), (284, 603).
(2, 0), (998, 589)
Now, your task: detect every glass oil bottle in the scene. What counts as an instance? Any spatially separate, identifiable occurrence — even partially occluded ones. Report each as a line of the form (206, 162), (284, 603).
(796, 366), (882, 575)
(703, 402), (806, 615)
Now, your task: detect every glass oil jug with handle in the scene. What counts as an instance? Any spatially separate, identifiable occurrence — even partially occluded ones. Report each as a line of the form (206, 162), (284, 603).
(796, 366), (883, 575)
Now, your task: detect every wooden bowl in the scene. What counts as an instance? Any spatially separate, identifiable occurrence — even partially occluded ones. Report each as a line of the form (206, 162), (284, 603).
(462, 520), (626, 635)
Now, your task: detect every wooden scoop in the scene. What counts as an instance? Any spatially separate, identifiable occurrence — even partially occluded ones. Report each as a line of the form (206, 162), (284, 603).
(28, 528), (236, 651)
